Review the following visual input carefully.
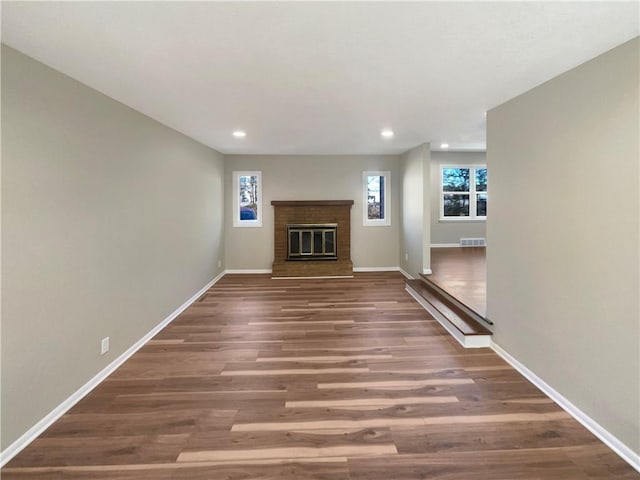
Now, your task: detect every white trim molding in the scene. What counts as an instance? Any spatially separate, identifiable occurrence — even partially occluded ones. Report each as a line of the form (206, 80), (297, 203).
(353, 266), (400, 273)
(232, 170), (262, 228)
(430, 243), (463, 248)
(439, 165), (487, 221)
(353, 266), (414, 280)
(492, 341), (640, 473)
(363, 171), (391, 226)
(0, 271), (226, 467)
(437, 219), (486, 224)
(398, 268), (413, 279)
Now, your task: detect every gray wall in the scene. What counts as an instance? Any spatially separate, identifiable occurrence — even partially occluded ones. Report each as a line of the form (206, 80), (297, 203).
(399, 143), (431, 278)
(487, 38), (639, 454)
(430, 151), (486, 245)
(224, 155), (401, 271)
(1, 46), (226, 449)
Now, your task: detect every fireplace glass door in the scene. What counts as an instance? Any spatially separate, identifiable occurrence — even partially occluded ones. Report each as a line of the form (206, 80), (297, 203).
(287, 224), (337, 260)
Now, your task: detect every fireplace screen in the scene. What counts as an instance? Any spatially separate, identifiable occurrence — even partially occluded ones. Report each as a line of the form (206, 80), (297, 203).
(287, 224), (337, 260)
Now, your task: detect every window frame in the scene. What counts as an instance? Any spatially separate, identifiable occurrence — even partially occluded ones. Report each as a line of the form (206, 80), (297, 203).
(439, 165), (487, 221)
(233, 171), (262, 228)
(363, 171), (391, 227)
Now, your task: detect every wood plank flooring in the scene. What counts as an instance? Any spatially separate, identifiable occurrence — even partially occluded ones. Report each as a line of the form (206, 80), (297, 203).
(2, 272), (636, 479)
(429, 247), (487, 316)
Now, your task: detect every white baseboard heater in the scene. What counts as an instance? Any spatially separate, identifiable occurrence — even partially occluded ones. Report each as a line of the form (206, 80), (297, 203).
(460, 237), (486, 247)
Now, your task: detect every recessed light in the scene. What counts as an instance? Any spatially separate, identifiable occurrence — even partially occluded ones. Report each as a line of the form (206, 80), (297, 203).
(440, 143), (449, 149)
(381, 129), (394, 138)
(233, 130), (246, 138)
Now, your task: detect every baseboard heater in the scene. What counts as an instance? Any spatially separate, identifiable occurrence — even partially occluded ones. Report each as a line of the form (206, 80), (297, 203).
(460, 237), (486, 247)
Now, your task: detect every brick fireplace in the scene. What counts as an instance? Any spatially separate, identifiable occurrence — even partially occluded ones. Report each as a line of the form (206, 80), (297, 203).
(271, 200), (354, 277)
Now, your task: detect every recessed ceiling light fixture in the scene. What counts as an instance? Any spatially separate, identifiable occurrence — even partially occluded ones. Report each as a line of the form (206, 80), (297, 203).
(440, 143), (449, 149)
(233, 130), (246, 138)
(381, 129), (394, 138)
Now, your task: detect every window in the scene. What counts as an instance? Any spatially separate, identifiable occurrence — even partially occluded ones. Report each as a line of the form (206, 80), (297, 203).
(363, 171), (390, 226)
(233, 171), (262, 227)
(440, 166), (487, 220)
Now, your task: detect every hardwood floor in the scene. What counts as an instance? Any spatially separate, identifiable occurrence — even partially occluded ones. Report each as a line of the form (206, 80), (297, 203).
(2, 273), (636, 479)
(429, 247), (487, 316)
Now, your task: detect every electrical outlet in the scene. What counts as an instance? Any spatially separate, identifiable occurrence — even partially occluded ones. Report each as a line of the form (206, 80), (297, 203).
(101, 337), (110, 355)
(217, 259), (222, 268)
(405, 252), (409, 261)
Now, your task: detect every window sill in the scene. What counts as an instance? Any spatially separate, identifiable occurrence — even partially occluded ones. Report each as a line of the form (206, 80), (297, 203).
(233, 222), (263, 228)
(438, 218), (486, 223)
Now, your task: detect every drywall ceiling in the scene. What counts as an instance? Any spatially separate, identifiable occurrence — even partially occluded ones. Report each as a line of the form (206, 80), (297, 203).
(2, 1), (638, 155)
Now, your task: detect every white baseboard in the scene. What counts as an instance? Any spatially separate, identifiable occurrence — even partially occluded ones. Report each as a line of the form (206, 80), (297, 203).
(354, 266), (414, 280)
(491, 342), (640, 473)
(225, 269), (272, 274)
(353, 266), (399, 272)
(398, 268), (413, 279)
(0, 271), (225, 467)
(231, 267), (405, 276)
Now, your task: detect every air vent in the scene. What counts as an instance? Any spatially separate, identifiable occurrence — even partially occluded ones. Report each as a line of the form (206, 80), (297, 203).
(460, 237), (486, 247)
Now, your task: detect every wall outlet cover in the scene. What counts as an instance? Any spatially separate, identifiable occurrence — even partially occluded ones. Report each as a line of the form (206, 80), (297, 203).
(101, 337), (109, 355)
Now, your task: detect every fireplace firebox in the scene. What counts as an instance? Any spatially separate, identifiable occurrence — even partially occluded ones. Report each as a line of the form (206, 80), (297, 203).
(287, 224), (337, 260)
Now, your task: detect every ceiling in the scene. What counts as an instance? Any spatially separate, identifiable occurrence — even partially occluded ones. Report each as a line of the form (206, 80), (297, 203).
(2, 2), (638, 155)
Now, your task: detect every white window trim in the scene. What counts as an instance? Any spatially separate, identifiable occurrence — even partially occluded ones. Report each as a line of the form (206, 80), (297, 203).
(363, 171), (391, 226)
(440, 165), (487, 221)
(233, 171), (262, 228)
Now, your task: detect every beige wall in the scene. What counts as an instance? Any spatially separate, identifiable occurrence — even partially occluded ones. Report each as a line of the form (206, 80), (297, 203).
(430, 151), (486, 245)
(1, 46), (225, 449)
(224, 155), (401, 271)
(487, 38), (639, 454)
(399, 143), (431, 278)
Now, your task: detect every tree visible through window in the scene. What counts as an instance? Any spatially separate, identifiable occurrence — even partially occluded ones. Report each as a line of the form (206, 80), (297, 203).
(233, 171), (262, 227)
(367, 175), (384, 220)
(239, 175), (258, 220)
(441, 166), (487, 219)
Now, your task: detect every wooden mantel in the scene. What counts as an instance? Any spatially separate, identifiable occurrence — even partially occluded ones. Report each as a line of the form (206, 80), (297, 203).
(270, 200), (354, 207)
(271, 200), (354, 277)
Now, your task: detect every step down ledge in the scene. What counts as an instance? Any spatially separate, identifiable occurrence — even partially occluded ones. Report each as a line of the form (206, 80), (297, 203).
(419, 273), (492, 326)
(405, 282), (491, 348)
